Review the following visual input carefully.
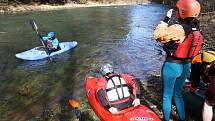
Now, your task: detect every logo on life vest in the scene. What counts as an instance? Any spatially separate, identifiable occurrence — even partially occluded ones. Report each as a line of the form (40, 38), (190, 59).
(130, 117), (154, 120)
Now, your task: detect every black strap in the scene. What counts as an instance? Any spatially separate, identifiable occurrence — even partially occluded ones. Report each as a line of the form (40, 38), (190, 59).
(191, 31), (201, 57)
(187, 30), (201, 58)
(186, 31), (194, 58)
(118, 76), (124, 98)
(206, 51), (215, 56)
(106, 84), (128, 92)
(97, 89), (110, 109)
(108, 77), (121, 100)
(105, 75), (128, 100)
(201, 52), (204, 63)
(105, 74), (120, 79)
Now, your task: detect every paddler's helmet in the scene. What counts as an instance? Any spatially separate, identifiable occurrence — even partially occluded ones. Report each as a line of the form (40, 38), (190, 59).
(48, 32), (55, 40)
(100, 64), (114, 76)
(176, 0), (201, 19)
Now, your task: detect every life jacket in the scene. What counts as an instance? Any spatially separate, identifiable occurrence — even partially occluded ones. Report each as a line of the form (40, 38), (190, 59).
(105, 74), (131, 102)
(102, 74), (134, 110)
(164, 27), (203, 59)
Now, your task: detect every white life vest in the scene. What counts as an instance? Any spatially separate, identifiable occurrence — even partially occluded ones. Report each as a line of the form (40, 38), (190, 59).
(106, 75), (130, 102)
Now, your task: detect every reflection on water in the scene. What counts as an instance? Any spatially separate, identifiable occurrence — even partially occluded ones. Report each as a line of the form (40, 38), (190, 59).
(0, 4), (167, 120)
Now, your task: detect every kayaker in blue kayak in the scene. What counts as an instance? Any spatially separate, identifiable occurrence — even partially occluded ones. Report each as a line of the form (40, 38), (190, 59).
(189, 51), (215, 121)
(96, 64), (141, 114)
(40, 32), (61, 55)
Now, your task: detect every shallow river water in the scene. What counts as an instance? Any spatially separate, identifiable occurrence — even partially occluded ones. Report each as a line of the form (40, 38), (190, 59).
(0, 4), (168, 120)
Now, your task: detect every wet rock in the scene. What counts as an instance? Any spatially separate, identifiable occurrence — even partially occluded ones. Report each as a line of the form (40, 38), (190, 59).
(211, 19), (215, 23)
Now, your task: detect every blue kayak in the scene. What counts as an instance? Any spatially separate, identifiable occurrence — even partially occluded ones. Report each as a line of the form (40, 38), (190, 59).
(15, 41), (77, 60)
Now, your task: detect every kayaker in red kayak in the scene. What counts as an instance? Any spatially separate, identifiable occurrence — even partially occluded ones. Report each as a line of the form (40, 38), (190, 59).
(96, 64), (141, 114)
(189, 51), (215, 121)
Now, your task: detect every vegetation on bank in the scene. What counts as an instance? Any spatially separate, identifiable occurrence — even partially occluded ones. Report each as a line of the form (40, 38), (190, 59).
(1, 0), (214, 11)
(149, 0), (215, 12)
(0, 0), (214, 12)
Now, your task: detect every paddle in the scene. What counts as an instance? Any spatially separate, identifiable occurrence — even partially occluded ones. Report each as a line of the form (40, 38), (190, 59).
(29, 19), (51, 60)
(69, 99), (82, 120)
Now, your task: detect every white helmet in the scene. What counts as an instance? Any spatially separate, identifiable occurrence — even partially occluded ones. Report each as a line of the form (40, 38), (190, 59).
(100, 64), (114, 76)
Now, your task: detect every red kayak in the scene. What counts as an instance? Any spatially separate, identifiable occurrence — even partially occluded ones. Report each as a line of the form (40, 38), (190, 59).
(86, 76), (161, 121)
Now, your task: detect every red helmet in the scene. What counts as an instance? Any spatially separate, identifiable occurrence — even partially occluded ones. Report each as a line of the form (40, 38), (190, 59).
(176, 0), (201, 19)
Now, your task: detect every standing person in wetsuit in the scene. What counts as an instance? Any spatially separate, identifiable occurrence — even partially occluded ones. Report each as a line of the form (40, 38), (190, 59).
(189, 51), (215, 121)
(153, 0), (203, 120)
(96, 64), (141, 114)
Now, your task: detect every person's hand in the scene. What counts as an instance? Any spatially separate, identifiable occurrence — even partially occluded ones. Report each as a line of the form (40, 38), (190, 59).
(190, 87), (198, 93)
(163, 9), (173, 23)
(109, 107), (118, 114)
(132, 98), (140, 107)
(47, 44), (53, 49)
(166, 9), (173, 18)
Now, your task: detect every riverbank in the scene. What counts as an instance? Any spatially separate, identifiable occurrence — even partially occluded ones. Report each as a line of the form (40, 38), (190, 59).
(199, 11), (215, 50)
(0, 0), (149, 14)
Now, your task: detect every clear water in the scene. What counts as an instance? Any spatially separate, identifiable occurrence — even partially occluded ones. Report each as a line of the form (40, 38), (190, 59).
(0, 4), (168, 120)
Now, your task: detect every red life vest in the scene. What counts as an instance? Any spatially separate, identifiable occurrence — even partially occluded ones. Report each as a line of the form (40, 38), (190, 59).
(164, 28), (203, 59)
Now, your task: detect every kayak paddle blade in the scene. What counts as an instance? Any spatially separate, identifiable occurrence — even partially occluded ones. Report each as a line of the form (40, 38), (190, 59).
(69, 99), (80, 109)
(30, 19), (38, 32)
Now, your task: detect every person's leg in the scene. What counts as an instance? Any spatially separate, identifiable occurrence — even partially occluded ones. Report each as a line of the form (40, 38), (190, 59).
(202, 100), (213, 121)
(190, 63), (202, 88)
(162, 62), (183, 121)
(173, 63), (191, 120)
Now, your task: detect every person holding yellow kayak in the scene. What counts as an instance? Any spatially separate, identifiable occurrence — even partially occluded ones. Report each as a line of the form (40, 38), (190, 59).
(153, 0), (203, 120)
(189, 51), (215, 121)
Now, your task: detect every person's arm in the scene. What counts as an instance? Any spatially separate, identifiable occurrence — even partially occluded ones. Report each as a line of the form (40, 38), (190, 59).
(190, 62), (202, 88)
(153, 9), (186, 43)
(123, 74), (141, 98)
(129, 76), (141, 107)
(97, 89), (119, 114)
(52, 38), (59, 49)
(42, 36), (48, 43)
(97, 89), (110, 109)
(131, 78), (141, 99)
(153, 22), (186, 43)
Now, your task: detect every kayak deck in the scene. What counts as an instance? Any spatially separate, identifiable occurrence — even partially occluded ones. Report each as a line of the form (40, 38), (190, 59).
(86, 76), (161, 121)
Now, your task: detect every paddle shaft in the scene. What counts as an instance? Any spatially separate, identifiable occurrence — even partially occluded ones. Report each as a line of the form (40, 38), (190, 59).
(30, 19), (50, 56)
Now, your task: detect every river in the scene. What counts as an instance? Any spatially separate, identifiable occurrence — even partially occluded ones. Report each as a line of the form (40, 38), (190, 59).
(0, 4), (168, 121)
